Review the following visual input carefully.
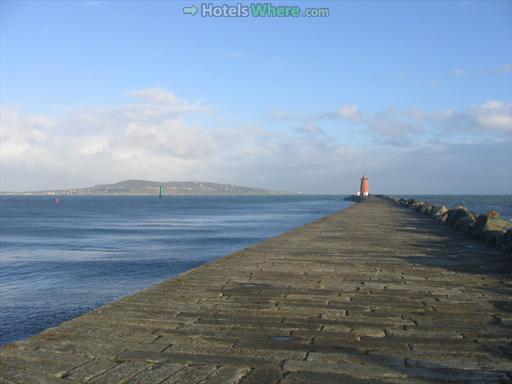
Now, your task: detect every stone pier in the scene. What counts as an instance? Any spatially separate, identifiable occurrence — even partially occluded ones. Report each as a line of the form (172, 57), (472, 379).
(1, 198), (511, 383)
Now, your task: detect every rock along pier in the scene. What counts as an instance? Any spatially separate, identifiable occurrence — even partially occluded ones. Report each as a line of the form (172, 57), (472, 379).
(1, 198), (511, 383)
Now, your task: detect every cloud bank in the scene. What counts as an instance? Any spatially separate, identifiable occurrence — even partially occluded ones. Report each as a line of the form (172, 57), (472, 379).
(1, 88), (511, 194)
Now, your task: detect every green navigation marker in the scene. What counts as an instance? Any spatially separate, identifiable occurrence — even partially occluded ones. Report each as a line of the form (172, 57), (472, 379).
(183, 5), (198, 16)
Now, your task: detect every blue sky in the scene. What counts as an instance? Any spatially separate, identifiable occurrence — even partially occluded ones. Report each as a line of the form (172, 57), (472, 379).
(1, 1), (511, 193)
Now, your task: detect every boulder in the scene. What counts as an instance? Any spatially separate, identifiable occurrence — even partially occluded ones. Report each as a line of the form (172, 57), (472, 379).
(445, 206), (470, 227)
(398, 198), (416, 207)
(429, 205), (440, 217)
(415, 202), (430, 215)
(499, 229), (512, 254)
(471, 213), (512, 241)
(431, 205), (448, 220)
(472, 215), (487, 233)
(414, 203), (425, 212)
(484, 230), (505, 247)
(453, 213), (476, 233)
(413, 201), (428, 212)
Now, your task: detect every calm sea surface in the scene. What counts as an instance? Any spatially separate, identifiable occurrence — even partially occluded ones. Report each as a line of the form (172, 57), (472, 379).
(0, 195), (350, 345)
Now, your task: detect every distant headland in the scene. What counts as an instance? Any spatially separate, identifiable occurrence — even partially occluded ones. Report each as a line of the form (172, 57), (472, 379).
(1, 180), (288, 196)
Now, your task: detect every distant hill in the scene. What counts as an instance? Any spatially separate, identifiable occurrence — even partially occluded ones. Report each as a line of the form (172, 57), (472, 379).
(9, 180), (285, 196)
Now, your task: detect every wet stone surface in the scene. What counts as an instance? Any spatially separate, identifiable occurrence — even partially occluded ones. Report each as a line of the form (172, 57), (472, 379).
(1, 198), (511, 383)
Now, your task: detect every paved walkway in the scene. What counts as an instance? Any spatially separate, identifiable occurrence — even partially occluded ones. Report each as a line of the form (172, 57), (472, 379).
(1, 198), (511, 383)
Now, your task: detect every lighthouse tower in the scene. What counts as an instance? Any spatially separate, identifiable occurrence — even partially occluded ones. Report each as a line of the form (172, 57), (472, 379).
(359, 175), (369, 197)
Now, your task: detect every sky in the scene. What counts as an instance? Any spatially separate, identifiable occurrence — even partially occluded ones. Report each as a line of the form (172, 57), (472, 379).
(1, 0), (511, 194)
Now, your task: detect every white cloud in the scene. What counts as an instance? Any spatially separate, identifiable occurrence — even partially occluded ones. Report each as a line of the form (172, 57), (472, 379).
(1, 90), (511, 194)
(337, 104), (363, 123)
(126, 87), (207, 114)
(271, 104), (363, 124)
(0, 109), (53, 160)
(430, 100), (512, 133)
(365, 101), (511, 143)
(274, 100), (511, 144)
(366, 108), (424, 145)
(296, 122), (325, 135)
(471, 100), (512, 131)
(0, 90), (219, 191)
(77, 135), (111, 155)
(452, 68), (468, 77)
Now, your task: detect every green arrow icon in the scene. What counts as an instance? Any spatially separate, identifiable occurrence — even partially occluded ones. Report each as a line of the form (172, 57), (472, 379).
(183, 5), (197, 16)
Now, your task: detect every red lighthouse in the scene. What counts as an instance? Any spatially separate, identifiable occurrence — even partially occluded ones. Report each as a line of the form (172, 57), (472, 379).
(359, 175), (369, 197)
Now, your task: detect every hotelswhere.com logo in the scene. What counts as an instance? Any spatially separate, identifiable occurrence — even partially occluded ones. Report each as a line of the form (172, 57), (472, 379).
(183, 3), (330, 17)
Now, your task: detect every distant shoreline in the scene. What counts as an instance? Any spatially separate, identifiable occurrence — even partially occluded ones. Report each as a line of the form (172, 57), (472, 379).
(0, 179), (292, 196)
(0, 192), (301, 196)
